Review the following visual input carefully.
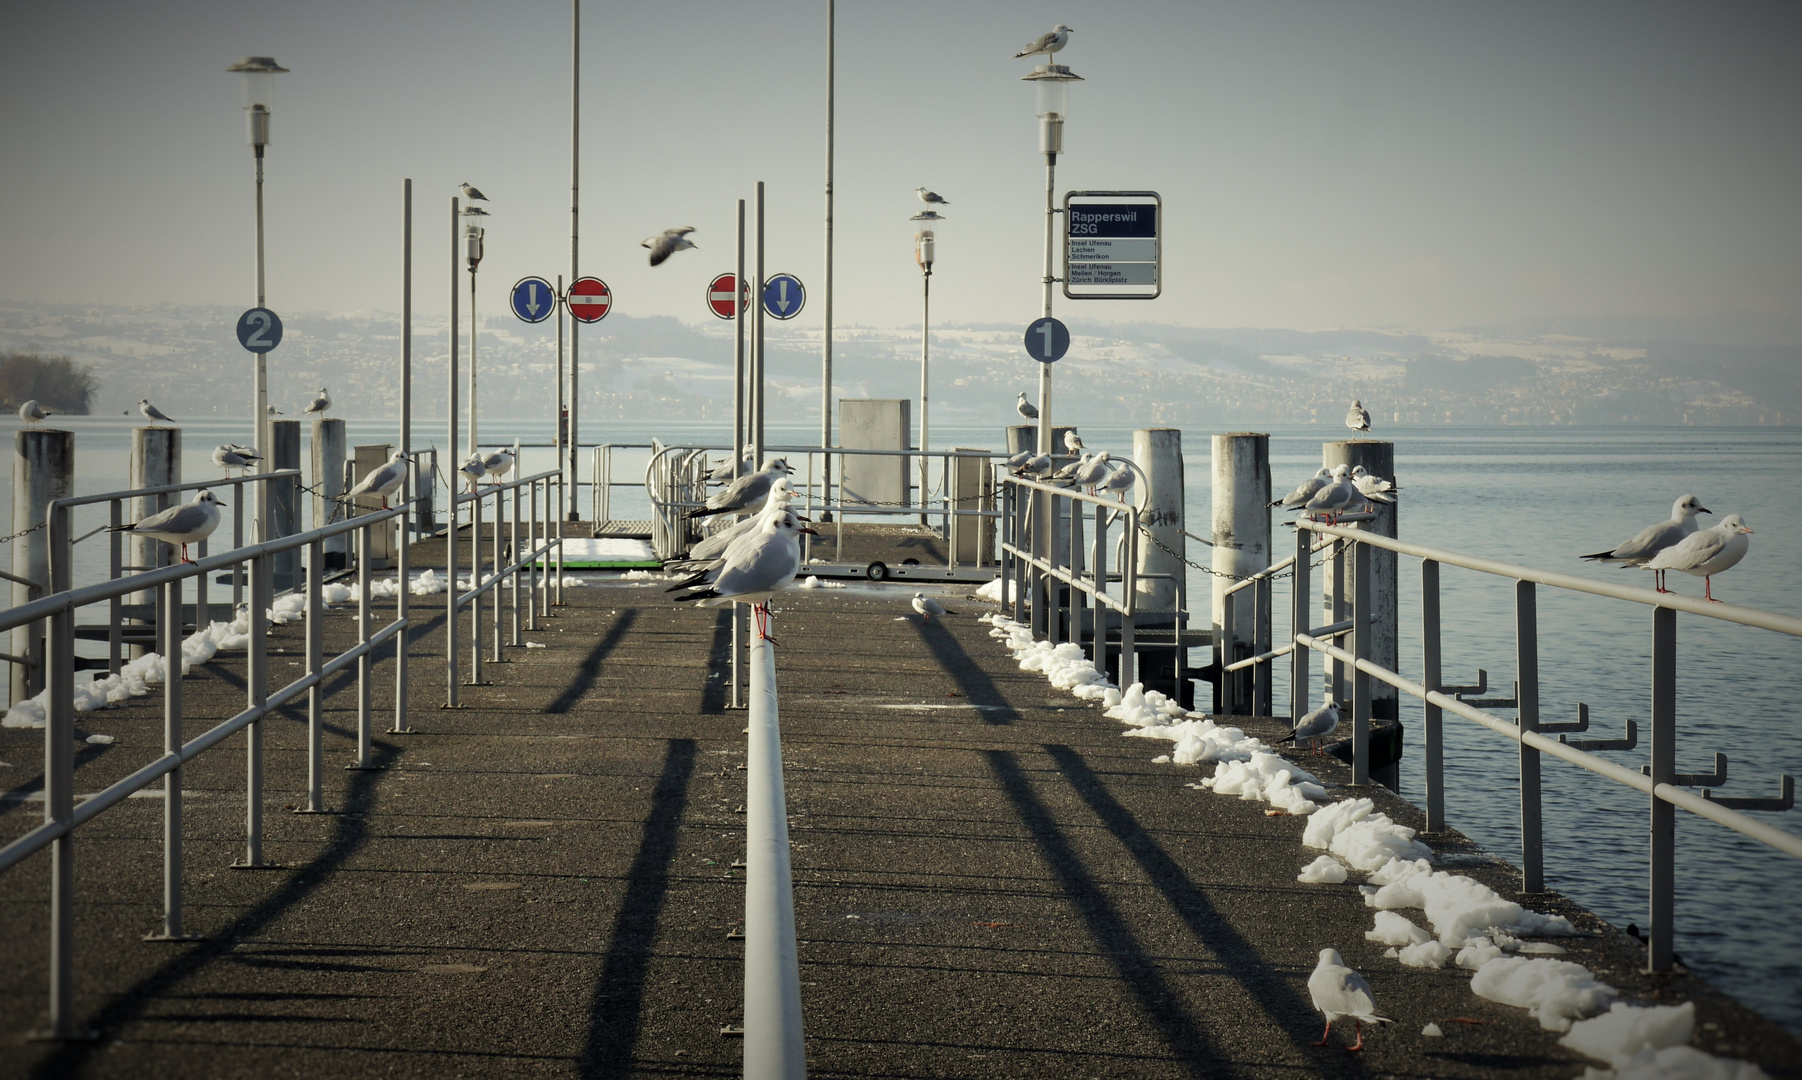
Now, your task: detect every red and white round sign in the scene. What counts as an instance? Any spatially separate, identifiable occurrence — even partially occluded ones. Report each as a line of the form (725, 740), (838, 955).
(705, 273), (748, 320)
(566, 277), (611, 323)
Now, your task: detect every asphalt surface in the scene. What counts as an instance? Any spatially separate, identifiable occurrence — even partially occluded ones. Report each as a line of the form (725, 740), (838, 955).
(1, 570), (1796, 1078)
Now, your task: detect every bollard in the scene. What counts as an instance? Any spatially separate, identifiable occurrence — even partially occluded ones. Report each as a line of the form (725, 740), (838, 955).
(1133, 428), (1186, 704)
(270, 420), (301, 591)
(1210, 432), (1270, 715)
(1321, 440), (1398, 723)
(11, 429), (73, 702)
(311, 417), (348, 566)
(128, 427), (180, 660)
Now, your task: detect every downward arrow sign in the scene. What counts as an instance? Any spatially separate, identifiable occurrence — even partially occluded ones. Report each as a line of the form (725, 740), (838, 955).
(525, 283), (543, 317)
(777, 280), (791, 313)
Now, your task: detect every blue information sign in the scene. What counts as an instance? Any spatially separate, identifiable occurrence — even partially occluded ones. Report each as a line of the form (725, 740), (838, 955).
(1023, 317), (1069, 363)
(762, 273), (805, 320)
(236, 307), (283, 354)
(510, 276), (557, 323)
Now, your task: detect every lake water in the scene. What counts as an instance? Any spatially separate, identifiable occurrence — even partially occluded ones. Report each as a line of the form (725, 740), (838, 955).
(4, 415), (1800, 1033)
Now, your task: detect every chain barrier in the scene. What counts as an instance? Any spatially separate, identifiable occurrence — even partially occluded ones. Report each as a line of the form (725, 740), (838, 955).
(1135, 524), (1331, 582)
(0, 519), (47, 546)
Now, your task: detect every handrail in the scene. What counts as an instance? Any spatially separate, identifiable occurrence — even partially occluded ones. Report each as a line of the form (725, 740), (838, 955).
(742, 636), (806, 1077)
(46, 468), (301, 510)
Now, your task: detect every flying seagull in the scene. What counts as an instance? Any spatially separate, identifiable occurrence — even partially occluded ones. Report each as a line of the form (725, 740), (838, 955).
(345, 450), (412, 509)
(915, 187), (951, 206)
(1580, 494), (1710, 593)
(1308, 948), (1391, 1052)
(304, 388), (331, 416)
(459, 182), (488, 201)
(642, 226), (697, 267)
(138, 399), (174, 426)
(110, 489), (225, 564)
(1013, 24), (1074, 59)
(18, 400), (49, 425)
(1345, 399), (1371, 432)
(1016, 392), (1039, 421)
(1643, 514), (1752, 602)
(912, 593), (955, 623)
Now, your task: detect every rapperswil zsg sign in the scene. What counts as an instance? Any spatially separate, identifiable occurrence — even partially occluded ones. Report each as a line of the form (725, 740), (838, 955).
(1063, 191), (1161, 300)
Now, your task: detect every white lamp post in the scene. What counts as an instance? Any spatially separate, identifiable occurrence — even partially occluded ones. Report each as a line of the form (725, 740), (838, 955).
(226, 55), (287, 510)
(462, 205), (488, 456)
(910, 209), (944, 524)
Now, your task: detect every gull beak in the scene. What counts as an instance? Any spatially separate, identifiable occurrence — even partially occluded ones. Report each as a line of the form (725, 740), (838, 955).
(1698, 506), (1712, 514)
(799, 526), (819, 536)
(1743, 526), (1754, 534)
(215, 498), (228, 507)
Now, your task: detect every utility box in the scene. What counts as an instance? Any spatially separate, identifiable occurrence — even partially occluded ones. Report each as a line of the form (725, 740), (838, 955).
(351, 444), (399, 570)
(839, 399), (911, 511)
(949, 449), (995, 565)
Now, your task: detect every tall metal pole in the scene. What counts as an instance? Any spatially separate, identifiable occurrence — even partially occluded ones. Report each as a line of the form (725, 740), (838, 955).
(394, 177), (413, 734)
(555, 273), (565, 508)
(468, 267), (479, 456)
(446, 196), (461, 706)
(568, 0), (581, 521)
(919, 267), (930, 523)
(735, 200), (747, 481)
(1030, 145), (1057, 636)
(754, 180), (766, 464)
(253, 147), (269, 545)
(821, 0), (835, 512)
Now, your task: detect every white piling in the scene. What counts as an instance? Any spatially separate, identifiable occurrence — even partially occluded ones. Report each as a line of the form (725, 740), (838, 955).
(10, 429), (73, 702)
(1322, 439), (1398, 722)
(128, 427), (180, 660)
(312, 417), (348, 564)
(1211, 432), (1270, 715)
(1134, 428), (1186, 702)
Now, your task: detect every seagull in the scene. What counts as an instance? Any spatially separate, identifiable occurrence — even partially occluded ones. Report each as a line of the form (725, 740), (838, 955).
(1051, 452), (1091, 483)
(1013, 23), (1074, 59)
(18, 400), (49, 425)
(671, 480), (799, 569)
(1003, 450), (1034, 470)
(1643, 514), (1752, 601)
(1063, 430), (1085, 454)
(1580, 494), (1711, 593)
(267, 405), (283, 416)
(707, 443), (756, 483)
(1270, 467), (1331, 510)
(915, 187), (951, 206)
(1072, 450), (1113, 490)
(459, 455), (486, 491)
(345, 450), (412, 509)
(912, 593), (955, 623)
(673, 511), (817, 639)
(459, 182), (488, 201)
(1276, 700), (1341, 754)
(1349, 465), (1397, 504)
(1302, 464), (1357, 522)
(689, 457), (793, 520)
(1308, 948), (1390, 1052)
(481, 448), (516, 481)
(1013, 453), (1053, 479)
(1345, 400), (1371, 432)
(1097, 463), (1135, 498)
(109, 489), (225, 564)
(138, 399), (174, 426)
(304, 388), (331, 417)
(211, 445), (258, 475)
(1016, 392), (1039, 421)
(642, 226), (697, 267)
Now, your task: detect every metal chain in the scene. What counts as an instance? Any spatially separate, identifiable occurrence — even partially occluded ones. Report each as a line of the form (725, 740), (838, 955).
(1136, 525), (1329, 581)
(0, 519), (47, 545)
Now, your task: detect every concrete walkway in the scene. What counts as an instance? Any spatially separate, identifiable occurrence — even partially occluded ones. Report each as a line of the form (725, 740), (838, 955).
(1, 576), (1795, 1078)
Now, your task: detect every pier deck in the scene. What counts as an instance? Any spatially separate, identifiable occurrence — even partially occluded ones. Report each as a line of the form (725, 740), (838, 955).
(2, 576), (1797, 1078)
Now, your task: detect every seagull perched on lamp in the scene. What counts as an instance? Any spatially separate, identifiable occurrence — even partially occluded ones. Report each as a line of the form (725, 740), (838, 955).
(1013, 24), (1074, 59)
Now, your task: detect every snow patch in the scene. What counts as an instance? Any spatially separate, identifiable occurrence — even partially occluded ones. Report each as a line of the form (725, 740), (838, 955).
(1561, 1002), (1694, 1062)
(1297, 855), (1348, 883)
(1303, 798), (1433, 871)
(1469, 955), (1618, 1031)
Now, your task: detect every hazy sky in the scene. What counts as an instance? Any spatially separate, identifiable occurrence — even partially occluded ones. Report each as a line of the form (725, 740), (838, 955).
(3, 1), (1798, 340)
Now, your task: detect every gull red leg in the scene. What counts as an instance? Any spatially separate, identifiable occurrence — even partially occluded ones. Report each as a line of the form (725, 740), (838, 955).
(1705, 576), (1718, 602)
(1313, 1020), (1333, 1047)
(1347, 1020), (1364, 1052)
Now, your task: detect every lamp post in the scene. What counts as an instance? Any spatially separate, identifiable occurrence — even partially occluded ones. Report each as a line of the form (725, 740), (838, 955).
(227, 55), (288, 529)
(462, 205), (488, 457)
(910, 209), (943, 524)
(1024, 56), (1081, 636)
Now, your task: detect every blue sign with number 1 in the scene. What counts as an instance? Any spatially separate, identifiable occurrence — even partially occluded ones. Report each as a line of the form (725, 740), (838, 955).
(236, 307), (283, 354)
(1023, 317), (1069, 363)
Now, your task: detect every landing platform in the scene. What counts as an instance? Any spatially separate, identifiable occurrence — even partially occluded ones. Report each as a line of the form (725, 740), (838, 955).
(0, 576), (1795, 1078)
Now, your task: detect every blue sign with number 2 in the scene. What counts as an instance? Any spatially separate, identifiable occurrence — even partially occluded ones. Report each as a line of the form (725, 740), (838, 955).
(237, 307), (283, 354)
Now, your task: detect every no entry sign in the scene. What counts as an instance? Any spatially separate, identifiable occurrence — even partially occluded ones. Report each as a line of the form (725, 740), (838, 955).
(706, 273), (748, 320)
(566, 277), (611, 323)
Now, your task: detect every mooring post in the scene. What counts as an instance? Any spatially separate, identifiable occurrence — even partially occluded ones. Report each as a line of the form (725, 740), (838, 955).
(270, 420), (301, 591)
(12, 429), (73, 702)
(311, 417), (347, 565)
(1211, 432), (1270, 715)
(1322, 440), (1397, 724)
(128, 426), (180, 661)
(1133, 428), (1184, 701)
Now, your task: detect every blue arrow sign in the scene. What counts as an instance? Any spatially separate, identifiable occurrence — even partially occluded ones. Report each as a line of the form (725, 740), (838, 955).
(236, 307), (283, 354)
(510, 276), (557, 323)
(1023, 317), (1069, 363)
(762, 273), (805, 320)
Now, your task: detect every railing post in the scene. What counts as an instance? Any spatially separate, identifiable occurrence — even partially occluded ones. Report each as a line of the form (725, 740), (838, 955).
(236, 535), (274, 869)
(1290, 524), (1311, 725)
(446, 485), (461, 708)
(510, 479), (522, 646)
(39, 502), (90, 1039)
(392, 490), (412, 734)
(1648, 604), (1676, 972)
(555, 478), (565, 607)
(1091, 502), (1108, 676)
(1517, 579), (1542, 893)
(744, 636), (807, 1077)
(1218, 584), (1236, 714)
(1120, 516), (1137, 690)
(350, 526), (376, 770)
(304, 537), (326, 809)
(491, 487), (504, 664)
(526, 479), (540, 631)
(147, 572), (199, 941)
(108, 500), (123, 674)
(1253, 575), (1273, 718)
(1422, 559), (1445, 832)
(470, 485), (484, 684)
(1329, 540), (1347, 704)
(1011, 484), (1026, 625)
(1352, 539), (1372, 785)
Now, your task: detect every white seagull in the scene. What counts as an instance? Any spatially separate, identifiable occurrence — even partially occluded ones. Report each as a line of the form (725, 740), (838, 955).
(459, 182), (488, 201)
(458, 455), (486, 491)
(1349, 465), (1397, 507)
(915, 187), (951, 206)
(1016, 392), (1039, 421)
(480, 448), (516, 481)
(1643, 514), (1752, 602)
(690, 457), (793, 520)
(1270, 467), (1331, 510)
(211, 445), (258, 475)
(672, 511), (817, 639)
(1276, 700), (1341, 753)
(912, 593), (955, 623)
(18, 400), (50, 425)
(1013, 453), (1053, 479)
(346, 450), (412, 509)
(1345, 400), (1371, 432)
(138, 399), (174, 426)
(110, 489), (225, 564)
(1301, 464), (1357, 521)
(707, 443), (756, 483)
(1308, 948), (1390, 1052)
(642, 226), (697, 267)
(1071, 450), (1114, 490)
(1063, 430), (1085, 454)
(304, 388), (331, 417)
(1013, 23), (1074, 59)
(1097, 463), (1135, 498)
(1003, 450), (1034, 470)
(1051, 452), (1091, 483)
(1580, 494), (1711, 593)
(671, 480), (799, 569)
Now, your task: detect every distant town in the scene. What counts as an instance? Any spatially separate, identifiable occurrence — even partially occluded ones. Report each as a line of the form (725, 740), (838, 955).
(1, 300), (1794, 428)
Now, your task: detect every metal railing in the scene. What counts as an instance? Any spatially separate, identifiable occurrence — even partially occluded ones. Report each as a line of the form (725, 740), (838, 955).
(1285, 517), (1800, 975)
(0, 485), (416, 1039)
(741, 636), (806, 1077)
(997, 474), (1142, 690)
(443, 469), (565, 705)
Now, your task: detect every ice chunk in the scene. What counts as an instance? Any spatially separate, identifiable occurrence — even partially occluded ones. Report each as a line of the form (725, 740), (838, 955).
(1302, 798), (1433, 871)
(1398, 941), (1452, 968)
(1367, 910), (1431, 947)
(1562, 1002), (1694, 1063)
(1470, 955), (1618, 1032)
(1422, 1022), (1444, 1037)
(1579, 1045), (1771, 1080)
(1298, 855), (1348, 884)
